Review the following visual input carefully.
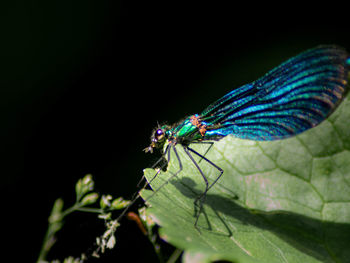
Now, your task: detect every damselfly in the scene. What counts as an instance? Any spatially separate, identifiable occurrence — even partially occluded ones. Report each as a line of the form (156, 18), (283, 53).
(121, 45), (350, 226)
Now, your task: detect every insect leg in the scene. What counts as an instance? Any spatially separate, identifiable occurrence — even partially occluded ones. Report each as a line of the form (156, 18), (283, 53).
(187, 146), (223, 193)
(117, 144), (171, 222)
(190, 141), (214, 163)
(142, 144), (183, 202)
(137, 144), (170, 188)
(184, 145), (223, 226)
(182, 146), (208, 226)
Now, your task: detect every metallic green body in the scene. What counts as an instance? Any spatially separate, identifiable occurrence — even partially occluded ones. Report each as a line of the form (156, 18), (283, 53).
(165, 116), (203, 145)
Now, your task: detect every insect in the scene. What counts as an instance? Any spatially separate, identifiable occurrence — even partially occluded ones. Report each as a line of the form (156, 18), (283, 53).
(141, 45), (350, 225)
(118, 46), (350, 227)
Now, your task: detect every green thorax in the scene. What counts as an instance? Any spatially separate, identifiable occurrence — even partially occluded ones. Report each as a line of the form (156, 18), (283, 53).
(165, 115), (203, 144)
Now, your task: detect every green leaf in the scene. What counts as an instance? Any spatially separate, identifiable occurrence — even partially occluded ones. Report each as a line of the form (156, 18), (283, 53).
(141, 93), (350, 263)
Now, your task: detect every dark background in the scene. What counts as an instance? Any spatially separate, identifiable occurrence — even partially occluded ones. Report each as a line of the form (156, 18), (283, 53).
(1, 1), (350, 262)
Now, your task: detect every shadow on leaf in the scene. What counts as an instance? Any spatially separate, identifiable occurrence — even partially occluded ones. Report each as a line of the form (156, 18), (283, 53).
(172, 177), (350, 263)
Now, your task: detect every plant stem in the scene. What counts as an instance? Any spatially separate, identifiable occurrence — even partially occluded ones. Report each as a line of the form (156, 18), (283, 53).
(37, 222), (56, 262)
(37, 201), (84, 262)
(37, 199), (65, 263)
(166, 248), (182, 263)
(75, 207), (103, 214)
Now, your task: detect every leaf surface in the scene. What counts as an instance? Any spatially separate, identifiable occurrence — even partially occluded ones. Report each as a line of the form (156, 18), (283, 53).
(141, 94), (350, 263)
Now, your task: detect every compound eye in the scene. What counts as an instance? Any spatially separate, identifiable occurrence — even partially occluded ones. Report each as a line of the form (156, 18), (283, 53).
(155, 129), (164, 140)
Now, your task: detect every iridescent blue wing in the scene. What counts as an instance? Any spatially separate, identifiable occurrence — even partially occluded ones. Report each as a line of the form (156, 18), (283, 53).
(201, 45), (349, 141)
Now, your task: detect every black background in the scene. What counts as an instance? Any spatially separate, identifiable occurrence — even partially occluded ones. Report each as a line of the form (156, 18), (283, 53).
(1, 1), (350, 262)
